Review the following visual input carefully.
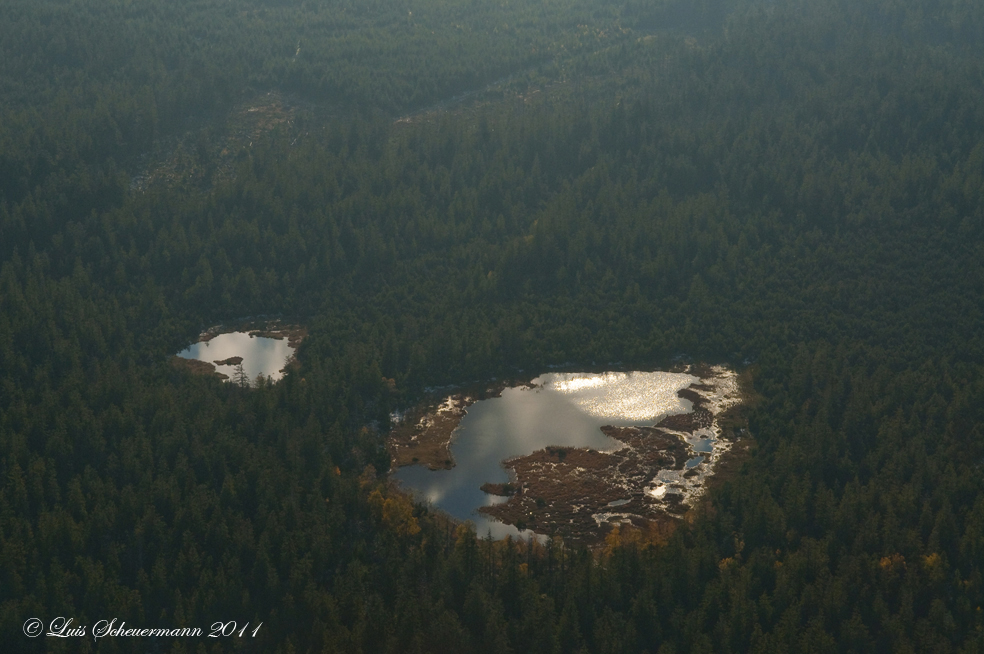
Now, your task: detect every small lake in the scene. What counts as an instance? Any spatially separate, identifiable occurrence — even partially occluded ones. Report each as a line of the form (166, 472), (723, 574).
(395, 371), (697, 538)
(177, 331), (295, 383)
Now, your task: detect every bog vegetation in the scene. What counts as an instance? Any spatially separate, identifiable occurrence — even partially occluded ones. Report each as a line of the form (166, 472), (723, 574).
(2, 0), (984, 651)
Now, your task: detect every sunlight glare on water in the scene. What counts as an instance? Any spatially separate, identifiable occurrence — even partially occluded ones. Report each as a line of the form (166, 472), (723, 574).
(544, 371), (697, 421)
(177, 332), (294, 383)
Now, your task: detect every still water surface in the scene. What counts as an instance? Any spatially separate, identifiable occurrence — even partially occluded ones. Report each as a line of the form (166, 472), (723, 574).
(177, 332), (294, 383)
(395, 371), (696, 538)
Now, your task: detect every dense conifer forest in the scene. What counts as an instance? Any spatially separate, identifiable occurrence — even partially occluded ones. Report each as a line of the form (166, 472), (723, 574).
(2, 0), (984, 651)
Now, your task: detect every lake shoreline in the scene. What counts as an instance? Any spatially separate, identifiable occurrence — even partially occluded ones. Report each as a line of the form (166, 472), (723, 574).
(387, 377), (536, 470)
(388, 365), (747, 544)
(171, 319), (306, 383)
(479, 365), (745, 544)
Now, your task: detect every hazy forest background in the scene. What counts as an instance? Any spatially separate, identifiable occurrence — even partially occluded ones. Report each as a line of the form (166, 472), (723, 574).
(2, 0), (984, 651)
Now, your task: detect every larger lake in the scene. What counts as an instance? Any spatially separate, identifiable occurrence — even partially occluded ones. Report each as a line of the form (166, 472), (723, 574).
(394, 371), (697, 538)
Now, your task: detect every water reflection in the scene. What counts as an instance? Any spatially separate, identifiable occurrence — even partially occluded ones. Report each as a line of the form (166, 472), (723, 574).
(177, 332), (294, 383)
(551, 371), (696, 421)
(395, 371), (696, 537)
(693, 438), (714, 453)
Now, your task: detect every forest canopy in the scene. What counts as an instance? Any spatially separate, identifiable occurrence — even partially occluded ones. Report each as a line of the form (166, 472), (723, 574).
(2, 0), (984, 651)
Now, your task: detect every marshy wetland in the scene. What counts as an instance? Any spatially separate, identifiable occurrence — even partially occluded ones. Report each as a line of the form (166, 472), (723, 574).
(390, 365), (745, 543)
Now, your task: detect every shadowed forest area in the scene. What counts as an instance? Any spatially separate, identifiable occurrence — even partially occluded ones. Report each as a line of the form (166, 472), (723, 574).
(2, 0), (984, 651)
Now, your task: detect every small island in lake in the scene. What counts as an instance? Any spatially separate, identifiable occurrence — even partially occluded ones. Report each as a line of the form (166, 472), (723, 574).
(171, 319), (306, 384)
